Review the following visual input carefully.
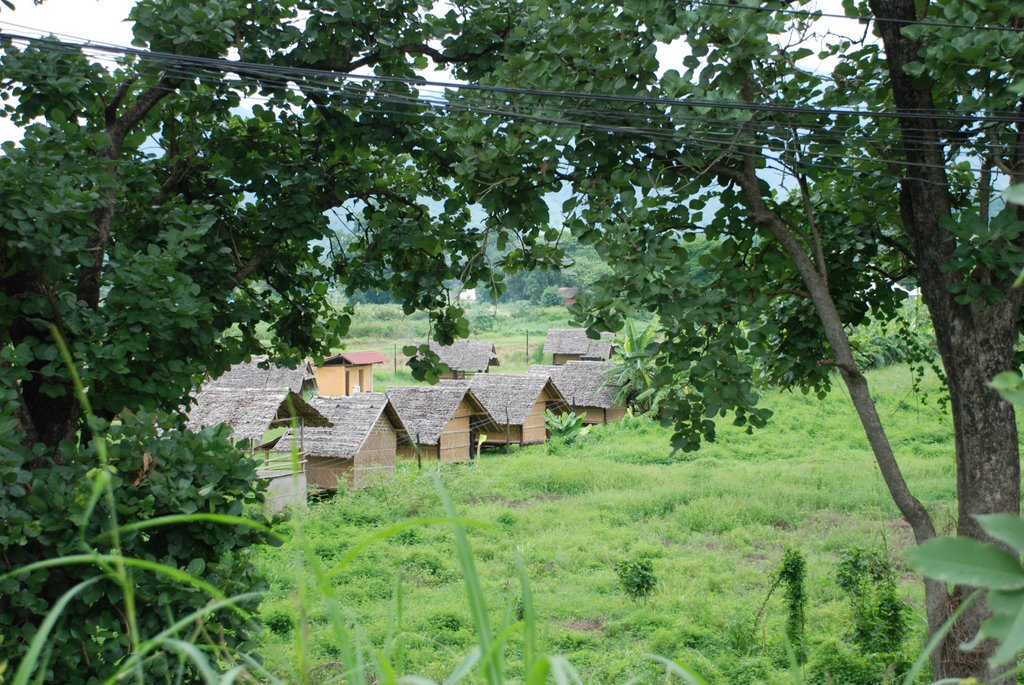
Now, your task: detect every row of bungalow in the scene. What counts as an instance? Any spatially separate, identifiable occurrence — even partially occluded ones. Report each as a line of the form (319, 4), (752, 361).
(185, 329), (624, 509)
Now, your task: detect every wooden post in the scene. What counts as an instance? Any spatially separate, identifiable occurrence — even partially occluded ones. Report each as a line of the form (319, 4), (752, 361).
(505, 402), (511, 454)
(525, 331), (529, 364)
(394, 343), (397, 374)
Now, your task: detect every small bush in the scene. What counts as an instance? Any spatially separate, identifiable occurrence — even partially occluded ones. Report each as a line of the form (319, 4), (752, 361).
(614, 557), (657, 601)
(262, 608), (295, 636)
(806, 638), (883, 685)
(835, 545), (911, 659)
(539, 286), (565, 307)
(427, 611), (466, 633)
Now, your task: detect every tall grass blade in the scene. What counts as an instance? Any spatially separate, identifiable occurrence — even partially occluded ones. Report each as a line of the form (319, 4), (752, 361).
(516, 553), (539, 674)
(96, 513), (283, 544)
(525, 656), (551, 685)
(159, 639), (220, 684)
(234, 651), (286, 685)
(548, 655), (583, 685)
(442, 646), (482, 685)
(76, 467), (110, 544)
(900, 589), (982, 685)
(52, 326), (144, 685)
(103, 593), (263, 684)
(432, 476), (502, 685)
(646, 654), (710, 685)
(12, 577), (102, 685)
(0, 554), (238, 610)
(372, 647), (399, 685)
(327, 516), (491, 576)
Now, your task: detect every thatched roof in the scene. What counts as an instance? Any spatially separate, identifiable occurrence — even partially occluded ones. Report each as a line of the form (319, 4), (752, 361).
(207, 355), (317, 394)
(426, 340), (500, 373)
(386, 385), (487, 445)
(530, 361), (623, 409)
(186, 387), (332, 442)
(278, 393), (406, 459)
(448, 373), (566, 426)
(544, 329), (615, 360)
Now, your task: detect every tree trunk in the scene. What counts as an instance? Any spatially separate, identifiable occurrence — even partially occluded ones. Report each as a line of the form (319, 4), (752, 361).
(930, 297), (1021, 680)
(719, 157), (956, 678)
(868, 0), (1023, 678)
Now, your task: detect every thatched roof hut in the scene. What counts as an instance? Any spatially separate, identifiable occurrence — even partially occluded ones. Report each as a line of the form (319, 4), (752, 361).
(426, 340), (500, 378)
(278, 393), (406, 489)
(208, 355), (318, 395)
(446, 373), (567, 446)
(386, 385), (493, 462)
(530, 361), (626, 424)
(544, 329), (615, 365)
(186, 387), (331, 443)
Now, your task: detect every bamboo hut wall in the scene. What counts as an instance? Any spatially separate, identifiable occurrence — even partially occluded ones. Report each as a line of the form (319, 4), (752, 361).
(578, 406), (607, 424)
(438, 397), (477, 461)
(352, 413), (396, 487)
(306, 457), (353, 490)
(521, 394), (550, 444)
(552, 353), (581, 366)
(604, 406), (627, 422)
(398, 442), (439, 461)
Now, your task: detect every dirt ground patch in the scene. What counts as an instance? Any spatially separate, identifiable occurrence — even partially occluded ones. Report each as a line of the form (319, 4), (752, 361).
(469, 494), (566, 508)
(566, 617), (606, 632)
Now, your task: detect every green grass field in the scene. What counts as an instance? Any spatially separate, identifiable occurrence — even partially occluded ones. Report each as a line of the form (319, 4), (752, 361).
(254, 365), (964, 684)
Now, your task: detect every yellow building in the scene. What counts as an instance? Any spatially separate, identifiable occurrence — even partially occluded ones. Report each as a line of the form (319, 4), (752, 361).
(316, 352), (389, 396)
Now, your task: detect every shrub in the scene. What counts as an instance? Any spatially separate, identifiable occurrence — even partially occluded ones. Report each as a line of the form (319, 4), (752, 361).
(778, 548), (807, 665)
(806, 638), (883, 685)
(614, 557), (657, 601)
(468, 307), (498, 332)
(539, 286), (564, 307)
(0, 411), (270, 684)
(835, 546), (911, 659)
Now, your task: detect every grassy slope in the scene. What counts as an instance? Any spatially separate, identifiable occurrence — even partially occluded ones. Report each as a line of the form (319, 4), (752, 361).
(255, 365), (962, 684)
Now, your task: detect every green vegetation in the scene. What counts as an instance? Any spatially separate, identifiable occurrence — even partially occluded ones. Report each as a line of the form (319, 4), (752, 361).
(254, 366), (961, 683)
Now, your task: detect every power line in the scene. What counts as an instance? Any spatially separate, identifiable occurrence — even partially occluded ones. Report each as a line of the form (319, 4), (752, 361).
(25, 52), (994, 185)
(4, 33), (1013, 152)
(686, 0), (1024, 33)
(0, 46), (999, 190)
(2, 30), (1023, 125)
(0, 32), (1009, 189)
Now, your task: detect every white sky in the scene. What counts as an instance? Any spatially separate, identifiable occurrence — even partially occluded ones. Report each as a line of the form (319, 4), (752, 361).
(0, 0), (135, 142)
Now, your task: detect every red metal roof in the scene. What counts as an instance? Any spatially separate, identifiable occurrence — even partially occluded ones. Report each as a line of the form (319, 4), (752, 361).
(325, 351), (389, 366)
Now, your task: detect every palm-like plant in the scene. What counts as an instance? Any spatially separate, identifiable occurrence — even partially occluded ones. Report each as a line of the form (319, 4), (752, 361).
(612, 321), (661, 414)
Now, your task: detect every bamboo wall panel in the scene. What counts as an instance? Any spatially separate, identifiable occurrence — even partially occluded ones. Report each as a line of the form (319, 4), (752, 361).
(352, 414), (396, 487)
(306, 457), (353, 490)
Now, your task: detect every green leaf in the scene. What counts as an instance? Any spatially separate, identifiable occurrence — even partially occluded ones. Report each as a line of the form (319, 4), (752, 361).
(903, 537), (1024, 590)
(1003, 184), (1024, 207)
(985, 597), (1024, 666)
(990, 372), (1024, 408)
(977, 514), (1024, 556)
